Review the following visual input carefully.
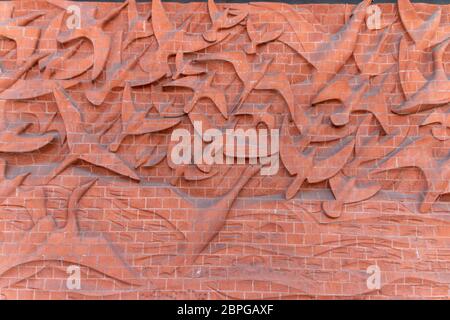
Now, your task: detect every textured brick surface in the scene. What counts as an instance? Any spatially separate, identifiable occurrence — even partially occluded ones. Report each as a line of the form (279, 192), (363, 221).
(0, 0), (449, 299)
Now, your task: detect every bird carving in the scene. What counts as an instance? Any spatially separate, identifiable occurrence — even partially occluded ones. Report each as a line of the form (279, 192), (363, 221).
(312, 72), (395, 134)
(0, 4), (43, 64)
(123, 0), (153, 49)
(0, 179), (142, 287)
(253, 0), (371, 74)
(0, 52), (48, 93)
(85, 46), (157, 106)
(0, 100), (56, 153)
(203, 0), (248, 42)
(109, 164), (260, 272)
(280, 116), (355, 199)
(139, 0), (228, 78)
(0, 158), (29, 205)
(244, 17), (283, 55)
(370, 135), (450, 213)
(420, 107), (450, 141)
(398, 0), (446, 50)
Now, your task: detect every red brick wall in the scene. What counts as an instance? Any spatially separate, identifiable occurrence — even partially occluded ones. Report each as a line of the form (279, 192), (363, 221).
(0, 0), (449, 299)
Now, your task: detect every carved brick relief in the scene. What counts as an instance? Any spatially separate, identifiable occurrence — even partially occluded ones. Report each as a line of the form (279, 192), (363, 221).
(0, 0), (449, 299)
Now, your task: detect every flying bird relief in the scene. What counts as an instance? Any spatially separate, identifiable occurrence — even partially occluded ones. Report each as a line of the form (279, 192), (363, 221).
(0, 179), (142, 287)
(312, 72), (395, 134)
(244, 16), (283, 55)
(41, 40), (93, 80)
(166, 133), (219, 185)
(0, 5), (43, 64)
(135, 145), (167, 169)
(398, 0), (443, 50)
(195, 53), (295, 117)
(49, 86), (139, 183)
(343, 115), (410, 176)
(109, 83), (181, 152)
(0, 100), (55, 153)
(420, 107), (450, 141)
(234, 104), (277, 130)
(124, 0), (153, 49)
(47, 0), (129, 80)
(323, 171), (382, 219)
(37, 11), (66, 68)
(37, 10), (93, 80)
(203, 0), (248, 42)
(353, 24), (395, 76)
(0, 52), (48, 93)
(85, 46), (154, 106)
(139, 0), (229, 78)
(109, 164), (260, 272)
(394, 37), (450, 114)
(163, 72), (229, 119)
(172, 52), (206, 80)
(0, 0), (449, 298)
(370, 135), (450, 213)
